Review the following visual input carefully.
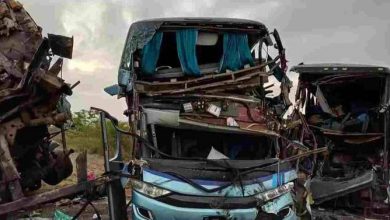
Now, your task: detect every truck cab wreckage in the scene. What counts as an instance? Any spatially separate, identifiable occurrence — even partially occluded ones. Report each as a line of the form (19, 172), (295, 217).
(0, 0), (77, 216)
(291, 63), (390, 219)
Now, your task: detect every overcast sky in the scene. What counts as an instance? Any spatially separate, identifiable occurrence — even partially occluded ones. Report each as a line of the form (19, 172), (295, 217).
(23, 0), (390, 120)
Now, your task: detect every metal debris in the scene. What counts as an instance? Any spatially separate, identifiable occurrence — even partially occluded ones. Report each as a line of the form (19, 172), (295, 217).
(290, 63), (390, 219)
(0, 0), (77, 213)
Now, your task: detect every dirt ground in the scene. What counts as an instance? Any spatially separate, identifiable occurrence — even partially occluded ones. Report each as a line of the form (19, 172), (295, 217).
(13, 153), (132, 220)
(15, 198), (114, 220)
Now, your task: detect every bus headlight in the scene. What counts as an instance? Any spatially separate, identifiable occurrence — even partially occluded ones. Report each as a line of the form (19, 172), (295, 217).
(255, 182), (294, 202)
(130, 179), (171, 198)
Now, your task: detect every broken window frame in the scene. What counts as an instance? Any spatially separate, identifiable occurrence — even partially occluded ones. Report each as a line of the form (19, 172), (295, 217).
(290, 64), (390, 218)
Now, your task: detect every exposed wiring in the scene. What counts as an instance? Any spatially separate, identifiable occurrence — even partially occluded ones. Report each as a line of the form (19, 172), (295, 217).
(71, 199), (101, 220)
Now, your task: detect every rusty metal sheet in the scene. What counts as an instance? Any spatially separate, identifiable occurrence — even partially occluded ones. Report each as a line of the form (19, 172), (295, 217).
(0, 0), (77, 210)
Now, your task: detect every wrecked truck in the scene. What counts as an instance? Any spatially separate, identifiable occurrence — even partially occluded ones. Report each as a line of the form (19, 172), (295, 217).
(292, 63), (390, 219)
(0, 0), (75, 213)
(102, 18), (300, 220)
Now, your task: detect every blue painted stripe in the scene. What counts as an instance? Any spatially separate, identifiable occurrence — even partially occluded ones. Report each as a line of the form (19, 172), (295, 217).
(143, 167), (294, 186)
(132, 191), (258, 220)
(142, 168), (298, 197)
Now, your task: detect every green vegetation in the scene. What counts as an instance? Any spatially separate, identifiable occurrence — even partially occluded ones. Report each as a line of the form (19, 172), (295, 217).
(62, 110), (133, 158)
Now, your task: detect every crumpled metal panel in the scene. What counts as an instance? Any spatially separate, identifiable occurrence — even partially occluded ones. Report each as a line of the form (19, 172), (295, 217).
(310, 170), (374, 204)
(0, 0), (75, 204)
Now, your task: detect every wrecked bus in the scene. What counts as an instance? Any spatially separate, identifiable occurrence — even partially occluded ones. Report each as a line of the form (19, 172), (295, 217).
(103, 18), (299, 219)
(292, 63), (390, 219)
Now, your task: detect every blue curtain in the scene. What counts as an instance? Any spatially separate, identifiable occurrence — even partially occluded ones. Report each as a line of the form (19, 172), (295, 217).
(237, 34), (255, 67)
(141, 32), (163, 75)
(176, 29), (201, 76)
(219, 33), (254, 73)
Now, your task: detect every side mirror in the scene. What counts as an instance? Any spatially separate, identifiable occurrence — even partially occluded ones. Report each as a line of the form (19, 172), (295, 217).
(272, 29), (287, 72)
(272, 29), (284, 53)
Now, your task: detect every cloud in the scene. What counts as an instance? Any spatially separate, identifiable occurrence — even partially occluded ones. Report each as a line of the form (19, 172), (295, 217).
(67, 59), (113, 74)
(61, 2), (107, 48)
(21, 0), (390, 120)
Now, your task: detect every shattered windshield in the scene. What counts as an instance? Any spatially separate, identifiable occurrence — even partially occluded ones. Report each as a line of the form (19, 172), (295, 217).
(148, 126), (277, 160)
(297, 73), (386, 134)
(134, 29), (257, 77)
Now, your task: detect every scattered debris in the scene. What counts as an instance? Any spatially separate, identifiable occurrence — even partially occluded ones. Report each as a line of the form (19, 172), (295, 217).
(53, 210), (72, 220)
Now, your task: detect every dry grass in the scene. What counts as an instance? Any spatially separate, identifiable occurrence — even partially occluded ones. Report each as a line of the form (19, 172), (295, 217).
(45, 118), (133, 189)
(64, 123), (133, 157)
